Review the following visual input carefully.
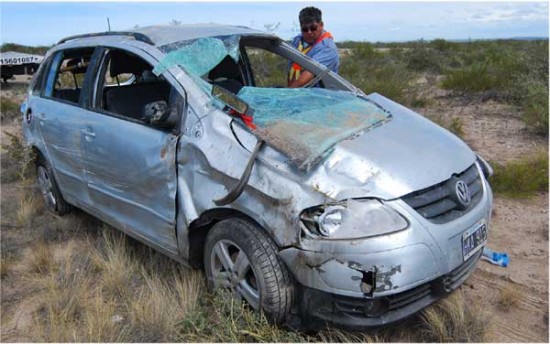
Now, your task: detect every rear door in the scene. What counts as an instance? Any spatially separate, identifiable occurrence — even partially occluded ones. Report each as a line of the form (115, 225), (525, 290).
(79, 46), (183, 253)
(31, 48), (96, 206)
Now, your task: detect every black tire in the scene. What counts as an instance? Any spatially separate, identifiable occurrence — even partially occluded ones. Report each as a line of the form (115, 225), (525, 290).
(204, 218), (294, 324)
(36, 157), (70, 216)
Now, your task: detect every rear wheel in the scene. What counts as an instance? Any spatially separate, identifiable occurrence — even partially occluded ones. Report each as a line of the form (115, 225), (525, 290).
(36, 158), (70, 216)
(204, 218), (294, 324)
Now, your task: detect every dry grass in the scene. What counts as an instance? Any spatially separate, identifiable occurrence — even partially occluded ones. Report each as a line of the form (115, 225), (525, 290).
(89, 229), (139, 300)
(496, 283), (521, 311)
(30, 257), (92, 341)
(1, 256), (16, 279)
(26, 226), (206, 342)
(27, 240), (55, 275)
(419, 290), (491, 342)
(15, 196), (38, 227)
(124, 269), (203, 342)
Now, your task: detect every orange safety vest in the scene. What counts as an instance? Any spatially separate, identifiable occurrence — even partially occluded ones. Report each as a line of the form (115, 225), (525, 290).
(289, 31), (333, 82)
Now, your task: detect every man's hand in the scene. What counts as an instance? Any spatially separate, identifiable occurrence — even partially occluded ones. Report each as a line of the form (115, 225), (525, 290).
(288, 70), (314, 88)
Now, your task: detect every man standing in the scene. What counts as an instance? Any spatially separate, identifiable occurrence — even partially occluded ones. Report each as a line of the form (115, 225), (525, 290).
(288, 6), (339, 88)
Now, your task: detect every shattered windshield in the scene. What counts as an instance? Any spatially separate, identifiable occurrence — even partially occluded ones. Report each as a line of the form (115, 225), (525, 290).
(154, 36), (391, 172)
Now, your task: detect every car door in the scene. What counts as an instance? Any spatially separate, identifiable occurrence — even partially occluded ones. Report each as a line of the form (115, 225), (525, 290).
(31, 47), (97, 206)
(79, 46), (182, 254)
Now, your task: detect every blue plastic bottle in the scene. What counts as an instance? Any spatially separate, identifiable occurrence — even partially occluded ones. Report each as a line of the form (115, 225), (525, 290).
(481, 247), (509, 267)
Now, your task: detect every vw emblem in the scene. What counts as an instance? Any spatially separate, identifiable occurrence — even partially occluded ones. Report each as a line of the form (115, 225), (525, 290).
(455, 180), (471, 207)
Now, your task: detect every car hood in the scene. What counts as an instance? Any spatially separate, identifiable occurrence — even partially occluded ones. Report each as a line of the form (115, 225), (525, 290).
(233, 92), (476, 201)
(303, 93), (476, 200)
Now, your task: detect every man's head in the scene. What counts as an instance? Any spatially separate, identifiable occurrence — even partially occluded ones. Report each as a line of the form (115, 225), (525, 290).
(299, 6), (324, 44)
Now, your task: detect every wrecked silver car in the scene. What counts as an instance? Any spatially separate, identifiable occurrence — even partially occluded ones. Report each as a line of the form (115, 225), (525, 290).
(21, 24), (493, 330)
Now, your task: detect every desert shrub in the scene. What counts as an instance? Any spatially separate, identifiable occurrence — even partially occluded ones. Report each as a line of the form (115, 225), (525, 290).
(353, 42), (383, 60)
(1, 130), (36, 182)
(1, 43), (50, 55)
(338, 41), (415, 104)
(1, 97), (21, 122)
(522, 82), (549, 136)
(430, 39), (459, 52)
(410, 96), (433, 108)
(511, 41), (549, 135)
(496, 284), (521, 311)
(340, 57), (413, 103)
(247, 49), (288, 87)
(405, 40), (442, 73)
(489, 152), (549, 198)
(441, 59), (514, 94)
(448, 117), (465, 137)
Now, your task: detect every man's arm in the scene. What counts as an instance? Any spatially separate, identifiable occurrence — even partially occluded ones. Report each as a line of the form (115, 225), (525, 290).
(287, 41), (339, 88)
(288, 70), (314, 88)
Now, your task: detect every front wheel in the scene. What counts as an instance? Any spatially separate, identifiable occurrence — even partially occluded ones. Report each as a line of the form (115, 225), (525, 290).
(204, 218), (294, 324)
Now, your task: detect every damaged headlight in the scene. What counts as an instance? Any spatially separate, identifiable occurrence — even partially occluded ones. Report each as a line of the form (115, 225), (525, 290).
(300, 199), (408, 239)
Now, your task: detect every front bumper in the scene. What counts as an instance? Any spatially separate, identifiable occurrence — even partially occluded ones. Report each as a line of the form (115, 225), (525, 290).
(295, 249), (482, 330)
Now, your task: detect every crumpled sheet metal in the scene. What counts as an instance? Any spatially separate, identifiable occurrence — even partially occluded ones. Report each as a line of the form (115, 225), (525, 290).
(237, 87), (391, 172)
(153, 35), (391, 173)
(279, 243), (439, 297)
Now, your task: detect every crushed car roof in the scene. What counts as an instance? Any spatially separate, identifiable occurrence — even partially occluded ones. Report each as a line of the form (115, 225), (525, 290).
(132, 24), (274, 46)
(58, 24), (275, 47)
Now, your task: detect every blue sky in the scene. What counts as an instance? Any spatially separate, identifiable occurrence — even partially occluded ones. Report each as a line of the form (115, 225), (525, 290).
(1, 1), (548, 46)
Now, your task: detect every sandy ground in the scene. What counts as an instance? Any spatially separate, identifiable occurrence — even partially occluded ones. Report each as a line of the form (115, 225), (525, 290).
(415, 79), (549, 342)
(1, 74), (548, 342)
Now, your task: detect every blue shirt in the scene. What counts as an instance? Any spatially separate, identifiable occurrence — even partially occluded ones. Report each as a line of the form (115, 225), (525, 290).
(291, 32), (339, 74)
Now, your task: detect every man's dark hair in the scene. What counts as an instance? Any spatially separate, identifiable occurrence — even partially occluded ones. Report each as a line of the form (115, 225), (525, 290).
(299, 6), (322, 24)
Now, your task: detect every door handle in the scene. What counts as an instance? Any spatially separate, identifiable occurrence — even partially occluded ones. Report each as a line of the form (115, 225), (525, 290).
(81, 128), (96, 140)
(39, 112), (46, 126)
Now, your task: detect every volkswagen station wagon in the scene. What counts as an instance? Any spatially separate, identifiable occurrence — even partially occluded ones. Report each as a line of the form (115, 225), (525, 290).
(21, 24), (494, 330)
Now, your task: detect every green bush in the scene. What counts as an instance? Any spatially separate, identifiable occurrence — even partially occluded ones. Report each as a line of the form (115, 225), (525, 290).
(489, 152), (549, 198)
(440, 40), (528, 97)
(1, 97), (21, 122)
(429, 39), (459, 52)
(405, 40), (442, 73)
(441, 62), (493, 92)
(0, 43), (50, 55)
(522, 82), (549, 136)
(512, 41), (549, 135)
(339, 44), (413, 104)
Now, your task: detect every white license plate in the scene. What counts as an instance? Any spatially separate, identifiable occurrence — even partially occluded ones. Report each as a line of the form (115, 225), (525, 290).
(462, 220), (488, 261)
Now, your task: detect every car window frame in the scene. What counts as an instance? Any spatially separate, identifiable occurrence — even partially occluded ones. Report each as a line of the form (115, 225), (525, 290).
(42, 48), (97, 108)
(89, 45), (185, 134)
(29, 55), (53, 96)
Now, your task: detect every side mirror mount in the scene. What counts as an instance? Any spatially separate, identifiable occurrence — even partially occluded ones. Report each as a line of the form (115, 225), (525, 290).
(211, 84), (250, 115)
(142, 100), (178, 128)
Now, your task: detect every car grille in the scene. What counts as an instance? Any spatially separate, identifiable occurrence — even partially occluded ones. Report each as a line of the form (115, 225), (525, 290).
(402, 164), (483, 224)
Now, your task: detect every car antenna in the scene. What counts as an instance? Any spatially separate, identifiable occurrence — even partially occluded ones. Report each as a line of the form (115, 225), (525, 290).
(107, 17), (111, 32)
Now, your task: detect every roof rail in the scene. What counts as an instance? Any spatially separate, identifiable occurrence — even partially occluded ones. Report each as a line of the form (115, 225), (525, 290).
(57, 31), (154, 45)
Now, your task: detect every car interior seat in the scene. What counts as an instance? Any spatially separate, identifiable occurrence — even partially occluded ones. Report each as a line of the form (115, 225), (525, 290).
(104, 51), (170, 119)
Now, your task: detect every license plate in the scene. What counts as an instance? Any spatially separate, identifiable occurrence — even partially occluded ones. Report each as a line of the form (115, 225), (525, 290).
(462, 221), (488, 261)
